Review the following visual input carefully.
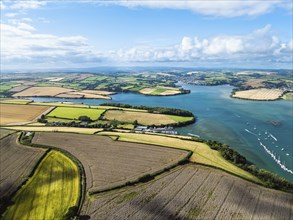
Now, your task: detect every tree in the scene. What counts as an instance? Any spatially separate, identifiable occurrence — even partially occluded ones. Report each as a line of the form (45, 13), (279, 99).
(78, 116), (92, 122)
(63, 206), (78, 220)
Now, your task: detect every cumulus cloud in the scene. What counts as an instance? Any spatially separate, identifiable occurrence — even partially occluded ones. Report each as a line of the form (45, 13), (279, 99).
(1, 23), (104, 69)
(1, 23), (292, 69)
(112, 25), (292, 66)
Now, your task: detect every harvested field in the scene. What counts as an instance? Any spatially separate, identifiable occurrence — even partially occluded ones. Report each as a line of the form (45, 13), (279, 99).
(82, 164), (293, 220)
(0, 128), (15, 139)
(61, 91), (111, 99)
(81, 90), (115, 95)
(139, 86), (182, 96)
(55, 93), (83, 98)
(99, 132), (260, 183)
(3, 150), (79, 220)
(47, 106), (105, 120)
(32, 132), (189, 193)
(8, 85), (30, 93)
(0, 104), (51, 125)
(0, 99), (32, 104)
(0, 134), (46, 201)
(12, 86), (75, 97)
(103, 110), (188, 125)
(3, 126), (103, 134)
(232, 88), (284, 100)
(30, 102), (89, 108)
(244, 79), (265, 88)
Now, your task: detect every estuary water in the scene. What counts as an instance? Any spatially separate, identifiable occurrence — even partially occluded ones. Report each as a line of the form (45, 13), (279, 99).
(30, 84), (293, 181)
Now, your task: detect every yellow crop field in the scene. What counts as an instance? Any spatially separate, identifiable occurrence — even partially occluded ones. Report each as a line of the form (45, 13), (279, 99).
(103, 110), (177, 125)
(0, 99), (32, 104)
(99, 132), (261, 183)
(12, 86), (75, 97)
(0, 103), (51, 125)
(3, 150), (80, 220)
(139, 86), (182, 96)
(3, 126), (103, 134)
(232, 88), (283, 100)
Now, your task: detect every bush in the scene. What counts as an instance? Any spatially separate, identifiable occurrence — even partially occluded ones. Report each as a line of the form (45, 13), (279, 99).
(63, 206), (78, 220)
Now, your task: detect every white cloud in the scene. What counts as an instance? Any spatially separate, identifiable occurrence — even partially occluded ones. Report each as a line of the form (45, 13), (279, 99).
(101, 0), (287, 17)
(1, 23), (104, 69)
(1, 23), (292, 69)
(4, 13), (18, 18)
(111, 25), (292, 66)
(17, 22), (36, 31)
(2, 0), (47, 10)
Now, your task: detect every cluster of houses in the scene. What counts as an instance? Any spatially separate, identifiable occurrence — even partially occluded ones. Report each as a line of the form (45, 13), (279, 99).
(134, 125), (178, 135)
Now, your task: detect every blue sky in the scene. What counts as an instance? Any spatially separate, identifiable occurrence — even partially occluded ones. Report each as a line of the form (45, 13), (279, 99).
(1, 0), (292, 69)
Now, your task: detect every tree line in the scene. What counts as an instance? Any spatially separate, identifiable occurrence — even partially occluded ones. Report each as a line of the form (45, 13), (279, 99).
(100, 103), (194, 117)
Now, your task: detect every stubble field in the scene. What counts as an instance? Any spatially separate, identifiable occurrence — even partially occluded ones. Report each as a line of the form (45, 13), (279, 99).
(3, 150), (80, 220)
(82, 164), (293, 220)
(99, 131), (260, 183)
(0, 104), (51, 125)
(232, 88), (284, 100)
(32, 132), (189, 194)
(12, 86), (75, 97)
(103, 110), (191, 125)
(0, 133), (46, 201)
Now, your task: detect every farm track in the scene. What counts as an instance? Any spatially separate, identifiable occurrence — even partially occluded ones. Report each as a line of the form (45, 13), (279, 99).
(32, 132), (189, 193)
(0, 133), (46, 200)
(83, 164), (293, 220)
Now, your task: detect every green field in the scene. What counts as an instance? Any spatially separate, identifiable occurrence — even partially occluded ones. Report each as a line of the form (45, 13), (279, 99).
(167, 115), (194, 122)
(48, 107), (105, 120)
(0, 85), (13, 91)
(3, 150), (80, 220)
(150, 88), (168, 95)
(282, 92), (293, 100)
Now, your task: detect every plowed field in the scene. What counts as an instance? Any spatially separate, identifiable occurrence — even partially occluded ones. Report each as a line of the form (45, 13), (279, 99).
(3, 150), (79, 220)
(32, 132), (189, 194)
(0, 134), (46, 200)
(82, 164), (293, 220)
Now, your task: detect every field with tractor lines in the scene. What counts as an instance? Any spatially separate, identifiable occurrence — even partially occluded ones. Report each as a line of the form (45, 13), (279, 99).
(12, 86), (75, 97)
(32, 132), (189, 194)
(99, 132), (260, 183)
(0, 133), (46, 202)
(3, 150), (80, 220)
(0, 103), (51, 125)
(103, 110), (192, 126)
(82, 164), (293, 220)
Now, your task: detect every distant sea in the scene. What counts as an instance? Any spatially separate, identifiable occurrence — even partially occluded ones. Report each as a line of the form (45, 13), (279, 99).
(30, 84), (293, 181)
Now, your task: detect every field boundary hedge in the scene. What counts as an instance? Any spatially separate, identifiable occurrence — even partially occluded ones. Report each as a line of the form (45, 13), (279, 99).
(88, 151), (192, 195)
(0, 133), (50, 217)
(17, 132), (87, 216)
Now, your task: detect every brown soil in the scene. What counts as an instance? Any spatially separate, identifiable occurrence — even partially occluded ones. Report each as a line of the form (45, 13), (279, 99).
(82, 164), (293, 220)
(32, 132), (189, 194)
(0, 104), (51, 125)
(0, 134), (46, 200)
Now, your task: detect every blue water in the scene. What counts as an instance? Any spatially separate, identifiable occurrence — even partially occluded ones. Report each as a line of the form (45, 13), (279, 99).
(30, 84), (293, 181)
